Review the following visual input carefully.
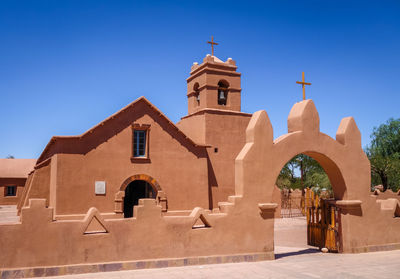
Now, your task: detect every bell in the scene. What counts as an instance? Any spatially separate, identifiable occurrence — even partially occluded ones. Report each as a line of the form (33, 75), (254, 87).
(196, 94), (200, 102)
(219, 90), (226, 99)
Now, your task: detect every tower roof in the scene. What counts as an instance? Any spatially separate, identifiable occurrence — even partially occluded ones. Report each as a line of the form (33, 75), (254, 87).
(189, 54), (237, 78)
(186, 54), (242, 115)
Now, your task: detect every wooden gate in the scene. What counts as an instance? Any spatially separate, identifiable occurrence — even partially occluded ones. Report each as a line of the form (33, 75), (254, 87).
(305, 188), (341, 252)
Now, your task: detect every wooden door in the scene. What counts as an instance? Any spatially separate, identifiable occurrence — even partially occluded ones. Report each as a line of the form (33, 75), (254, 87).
(306, 188), (341, 252)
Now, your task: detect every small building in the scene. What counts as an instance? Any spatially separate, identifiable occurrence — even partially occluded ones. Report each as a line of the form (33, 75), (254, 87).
(0, 159), (36, 205)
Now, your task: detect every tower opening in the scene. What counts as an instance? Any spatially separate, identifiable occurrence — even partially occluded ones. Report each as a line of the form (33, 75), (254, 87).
(194, 83), (200, 106)
(217, 81), (228, 106)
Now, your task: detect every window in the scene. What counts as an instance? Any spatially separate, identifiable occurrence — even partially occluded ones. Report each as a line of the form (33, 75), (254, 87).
(131, 124), (151, 162)
(194, 83), (200, 106)
(5, 186), (16, 197)
(133, 130), (147, 157)
(217, 81), (228, 106)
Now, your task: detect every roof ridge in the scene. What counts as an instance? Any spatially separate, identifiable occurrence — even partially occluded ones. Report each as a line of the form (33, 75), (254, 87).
(37, 97), (206, 164)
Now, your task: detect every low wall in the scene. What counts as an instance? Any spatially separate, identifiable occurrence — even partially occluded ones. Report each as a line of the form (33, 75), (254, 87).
(0, 197), (276, 273)
(339, 197), (400, 253)
(371, 189), (400, 201)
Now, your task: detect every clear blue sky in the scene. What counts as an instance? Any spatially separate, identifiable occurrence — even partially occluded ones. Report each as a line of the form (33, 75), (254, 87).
(1, 0), (399, 159)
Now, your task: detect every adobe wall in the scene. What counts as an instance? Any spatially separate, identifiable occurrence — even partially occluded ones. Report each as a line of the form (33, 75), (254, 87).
(24, 101), (209, 217)
(371, 189), (400, 201)
(178, 111), (251, 209)
(0, 196), (275, 270)
(288, 189), (303, 210)
(20, 165), (51, 208)
(17, 173), (33, 212)
(272, 185), (281, 218)
(204, 112), (252, 208)
(339, 197), (400, 253)
(176, 113), (206, 145)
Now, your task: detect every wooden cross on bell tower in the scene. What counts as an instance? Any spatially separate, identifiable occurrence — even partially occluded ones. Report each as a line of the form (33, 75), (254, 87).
(207, 36), (218, 56)
(296, 72), (312, 100)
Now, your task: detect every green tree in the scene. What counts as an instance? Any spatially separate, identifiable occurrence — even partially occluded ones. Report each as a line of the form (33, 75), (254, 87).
(277, 154), (332, 193)
(366, 118), (400, 192)
(6, 155), (15, 159)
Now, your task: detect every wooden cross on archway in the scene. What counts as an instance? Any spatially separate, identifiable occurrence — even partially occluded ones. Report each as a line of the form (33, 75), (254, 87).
(296, 72), (312, 100)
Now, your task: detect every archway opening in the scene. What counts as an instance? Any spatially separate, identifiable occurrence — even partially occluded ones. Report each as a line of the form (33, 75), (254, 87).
(274, 153), (340, 257)
(123, 180), (157, 218)
(277, 154), (333, 208)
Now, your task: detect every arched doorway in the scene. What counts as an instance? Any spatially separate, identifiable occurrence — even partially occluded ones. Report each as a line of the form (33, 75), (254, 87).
(114, 174), (167, 216)
(123, 180), (157, 218)
(274, 153), (339, 256)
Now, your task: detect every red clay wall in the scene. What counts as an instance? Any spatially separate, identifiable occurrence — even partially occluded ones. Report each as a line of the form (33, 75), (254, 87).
(25, 102), (209, 217)
(178, 111), (251, 209)
(204, 113), (251, 208)
(0, 197), (275, 270)
(17, 173), (33, 212)
(340, 197), (400, 253)
(21, 165), (51, 207)
(272, 185), (281, 218)
(371, 189), (400, 201)
(176, 114), (206, 145)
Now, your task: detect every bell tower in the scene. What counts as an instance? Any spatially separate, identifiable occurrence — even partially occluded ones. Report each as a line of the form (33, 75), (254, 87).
(177, 53), (251, 210)
(186, 54), (242, 115)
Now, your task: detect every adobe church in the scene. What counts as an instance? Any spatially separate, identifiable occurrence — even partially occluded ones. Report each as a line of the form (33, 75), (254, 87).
(1, 48), (400, 277)
(17, 54), (253, 219)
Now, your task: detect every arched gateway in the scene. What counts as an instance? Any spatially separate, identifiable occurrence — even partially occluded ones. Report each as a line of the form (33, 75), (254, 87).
(235, 99), (370, 203)
(234, 99), (400, 253)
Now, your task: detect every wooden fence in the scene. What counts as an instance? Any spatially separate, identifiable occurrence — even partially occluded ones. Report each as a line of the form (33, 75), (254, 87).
(280, 189), (305, 218)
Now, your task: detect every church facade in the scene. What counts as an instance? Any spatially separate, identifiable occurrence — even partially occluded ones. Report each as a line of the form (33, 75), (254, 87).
(17, 54), (252, 219)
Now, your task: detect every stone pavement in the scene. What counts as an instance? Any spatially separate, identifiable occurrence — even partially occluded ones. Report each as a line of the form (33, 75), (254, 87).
(30, 216), (400, 278)
(33, 249), (400, 279)
(274, 216), (309, 248)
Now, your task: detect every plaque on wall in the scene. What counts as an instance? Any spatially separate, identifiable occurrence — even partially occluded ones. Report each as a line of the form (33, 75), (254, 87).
(95, 181), (106, 195)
